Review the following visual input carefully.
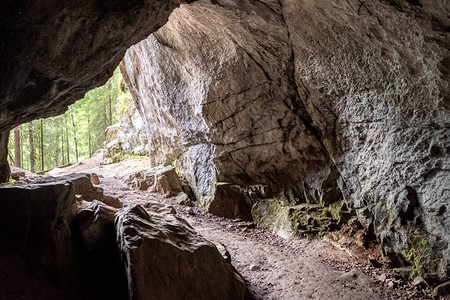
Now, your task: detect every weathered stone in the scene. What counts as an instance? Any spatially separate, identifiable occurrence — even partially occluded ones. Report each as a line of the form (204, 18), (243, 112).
(208, 183), (253, 221)
(90, 173), (101, 185)
(103, 194), (124, 209)
(74, 200), (128, 299)
(116, 205), (246, 300)
(121, 0), (450, 282)
(0, 179), (77, 298)
(64, 173), (104, 201)
(117, 99), (150, 156)
(150, 166), (183, 196)
(77, 200), (117, 251)
(120, 2), (330, 205)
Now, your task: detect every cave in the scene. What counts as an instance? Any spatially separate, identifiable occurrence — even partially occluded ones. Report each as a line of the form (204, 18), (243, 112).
(1, 0), (449, 299)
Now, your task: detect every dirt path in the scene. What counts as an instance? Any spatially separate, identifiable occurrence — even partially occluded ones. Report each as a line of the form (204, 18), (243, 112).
(49, 156), (433, 300)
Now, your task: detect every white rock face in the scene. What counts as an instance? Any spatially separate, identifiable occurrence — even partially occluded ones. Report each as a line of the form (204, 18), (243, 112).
(118, 100), (150, 156)
(121, 0), (450, 281)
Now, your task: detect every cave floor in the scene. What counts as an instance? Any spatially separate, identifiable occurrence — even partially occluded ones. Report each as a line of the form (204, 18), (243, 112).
(48, 155), (433, 300)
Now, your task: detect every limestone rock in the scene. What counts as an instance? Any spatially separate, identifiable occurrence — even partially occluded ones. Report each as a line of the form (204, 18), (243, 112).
(150, 166), (183, 196)
(120, 2), (330, 205)
(121, 0), (450, 282)
(208, 183), (253, 221)
(90, 173), (101, 185)
(116, 205), (246, 300)
(126, 165), (183, 196)
(65, 173), (104, 201)
(118, 99), (150, 156)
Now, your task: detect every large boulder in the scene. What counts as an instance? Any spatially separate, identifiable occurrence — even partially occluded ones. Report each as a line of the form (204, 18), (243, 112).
(116, 205), (246, 300)
(0, 177), (78, 298)
(0, 173), (245, 299)
(121, 0), (450, 282)
(208, 183), (253, 221)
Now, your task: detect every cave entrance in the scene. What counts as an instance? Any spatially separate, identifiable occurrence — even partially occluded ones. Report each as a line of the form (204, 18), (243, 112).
(6, 68), (131, 175)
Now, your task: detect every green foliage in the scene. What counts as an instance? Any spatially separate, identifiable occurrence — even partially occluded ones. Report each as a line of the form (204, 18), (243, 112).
(8, 67), (132, 172)
(402, 229), (439, 280)
(320, 200), (347, 224)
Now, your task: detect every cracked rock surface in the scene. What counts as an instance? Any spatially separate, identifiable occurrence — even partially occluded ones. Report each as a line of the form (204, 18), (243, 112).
(121, 0), (450, 281)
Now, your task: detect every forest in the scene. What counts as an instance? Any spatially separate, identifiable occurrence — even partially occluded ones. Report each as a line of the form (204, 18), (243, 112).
(7, 68), (132, 173)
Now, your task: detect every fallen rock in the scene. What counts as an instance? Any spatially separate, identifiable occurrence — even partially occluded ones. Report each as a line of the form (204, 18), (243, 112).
(90, 173), (101, 185)
(0, 178), (77, 298)
(151, 166), (183, 196)
(208, 183), (253, 221)
(102, 194), (124, 209)
(62, 173), (104, 201)
(116, 205), (246, 300)
(77, 200), (118, 250)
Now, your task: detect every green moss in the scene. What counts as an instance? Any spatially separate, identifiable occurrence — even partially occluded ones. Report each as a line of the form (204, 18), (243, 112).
(8, 177), (17, 184)
(402, 229), (439, 280)
(110, 151), (148, 164)
(320, 200), (347, 224)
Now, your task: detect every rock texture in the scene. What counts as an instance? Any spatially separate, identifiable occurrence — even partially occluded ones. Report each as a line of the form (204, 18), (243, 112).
(0, 172), (244, 299)
(0, 176), (78, 298)
(120, 1), (330, 203)
(121, 0), (450, 282)
(104, 101), (149, 158)
(118, 99), (150, 156)
(117, 205), (246, 300)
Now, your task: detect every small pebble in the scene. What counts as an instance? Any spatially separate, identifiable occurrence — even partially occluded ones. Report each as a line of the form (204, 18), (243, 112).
(249, 265), (261, 271)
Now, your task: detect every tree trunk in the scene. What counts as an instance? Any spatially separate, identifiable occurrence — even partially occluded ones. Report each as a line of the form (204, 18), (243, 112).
(40, 119), (44, 171)
(109, 94), (113, 126)
(88, 114), (92, 157)
(13, 126), (21, 168)
(0, 131), (10, 182)
(64, 114), (70, 164)
(20, 125), (24, 169)
(61, 116), (65, 165)
(29, 121), (35, 173)
(69, 107), (79, 163)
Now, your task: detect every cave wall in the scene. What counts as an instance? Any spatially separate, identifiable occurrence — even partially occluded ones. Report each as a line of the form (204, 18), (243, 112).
(121, 0), (450, 281)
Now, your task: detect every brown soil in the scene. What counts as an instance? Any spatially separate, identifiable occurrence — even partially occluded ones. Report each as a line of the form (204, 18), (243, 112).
(48, 155), (435, 300)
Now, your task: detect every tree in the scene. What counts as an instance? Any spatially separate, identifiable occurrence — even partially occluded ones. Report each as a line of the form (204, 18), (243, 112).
(29, 121), (35, 172)
(69, 106), (79, 163)
(5, 67), (129, 172)
(40, 119), (44, 171)
(65, 114), (70, 164)
(14, 126), (21, 168)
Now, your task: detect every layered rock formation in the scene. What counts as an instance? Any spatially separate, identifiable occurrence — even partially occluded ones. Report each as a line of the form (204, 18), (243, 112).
(121, 0), (450, 282)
